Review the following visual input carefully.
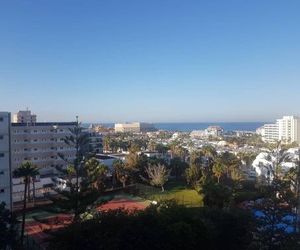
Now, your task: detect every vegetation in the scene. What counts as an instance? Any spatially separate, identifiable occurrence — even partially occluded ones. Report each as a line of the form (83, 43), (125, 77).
(136, 181), (202, 207)
(0, 202), (19, 249)
(53, 119), (100, 221)
(85, 157), (108, 191)
(142, 164), (170, 192)
(13, 161), (39, 244)
(113, 159), (130, 188)
(49, 201), (254, 250)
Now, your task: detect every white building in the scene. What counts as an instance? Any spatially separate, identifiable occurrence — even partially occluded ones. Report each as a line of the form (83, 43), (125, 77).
(114, 122), (156, 133)
(258, 116), (300, 144)
(0, 112), (12, 210)
(206, 126), (224, 137)
(13, 110), (37, 123)
(190, 126), (224, 139)
(11, 121), (77, 176)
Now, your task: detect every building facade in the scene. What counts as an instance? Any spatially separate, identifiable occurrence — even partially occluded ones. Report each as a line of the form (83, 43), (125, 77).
(190, 126), (224, 139)
(258, 116), (300, 144)
(11, 122), (77, 176)
(13, 110), (37, 123)
(114, 122), (156, 133)
(0, 112), (12, 210)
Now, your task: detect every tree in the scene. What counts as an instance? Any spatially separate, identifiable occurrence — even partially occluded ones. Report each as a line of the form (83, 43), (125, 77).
(212, 160), (225, 183)
(125, 150), (148, 181)
(253, 144), (299, 249)
(147, 140), (157, 151)
(0, 202), (19, 249)
(13, 161), (39, 245)
(55, 117), (97, 222)
(219, 151), (241, 180)
(155, 143), (168, 155)
(253, 178), (299, 249)
(201, 145), (217, 165)
(84, 157), (108, 191)
(143, 164), (170, 192)
(49, 201), (255, 250)
(113, 159), (129, 188)
(185, 151), (203, 190)
(170, 157), (188, 180)
(103, 136), (111, 152)
(237, 152), (257, 167)
(200, 179), (232, 209)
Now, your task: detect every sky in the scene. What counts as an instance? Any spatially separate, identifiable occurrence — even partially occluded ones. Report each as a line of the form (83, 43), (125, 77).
(0, 0), (300, 123)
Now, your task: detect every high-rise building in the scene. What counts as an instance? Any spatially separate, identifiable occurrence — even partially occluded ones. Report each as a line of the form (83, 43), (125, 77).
(13, 110), (37, 123)
(0, 112), (12, 210)
(114, 122), (156, 133)
(11, 122), (77, 176)
(277, 116), (300, 144)
(258, 116), (300, 144)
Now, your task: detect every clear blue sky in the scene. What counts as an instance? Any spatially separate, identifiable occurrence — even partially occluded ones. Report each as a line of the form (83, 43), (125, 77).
(1, 0), (300, 123)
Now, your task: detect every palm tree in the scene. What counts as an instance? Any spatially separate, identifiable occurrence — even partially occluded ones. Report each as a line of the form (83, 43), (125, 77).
(113, 159), (128, 188)
(265, 141), (291, 182)
(13, 161), (39, 245)
(85, 157), (108, 191)
(212, 160), (225, 183)
(201, 145), (217, 176)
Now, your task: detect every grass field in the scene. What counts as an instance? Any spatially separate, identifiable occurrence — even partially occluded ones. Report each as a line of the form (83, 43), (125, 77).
(136, 180), (203, 207)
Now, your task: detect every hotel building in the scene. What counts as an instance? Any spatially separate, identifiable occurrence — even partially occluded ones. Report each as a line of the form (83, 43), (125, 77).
(11, 121), (77, 176)
(13, 110), (37, 123)
(114, 122), (156, 133)
(258, 116), (300, 144)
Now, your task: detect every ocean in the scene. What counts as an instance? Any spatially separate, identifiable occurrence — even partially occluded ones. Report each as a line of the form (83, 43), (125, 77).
(84, 122), (266, 132)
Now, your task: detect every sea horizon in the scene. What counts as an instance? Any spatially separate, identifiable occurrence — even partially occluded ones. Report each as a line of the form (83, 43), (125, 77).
(83, 122), (268, 132)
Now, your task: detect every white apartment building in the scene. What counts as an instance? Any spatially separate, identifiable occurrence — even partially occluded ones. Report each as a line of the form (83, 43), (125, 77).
(258, 116), (300, 144)
(13, 110), (37, 123)
(114, 122), (156, 133)
(260, 124), (279, 143)
(0, 112), (12, 210)
(11, 122), (77, 176)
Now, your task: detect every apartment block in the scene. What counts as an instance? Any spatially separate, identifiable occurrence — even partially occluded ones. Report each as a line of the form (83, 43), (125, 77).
(114, 122), (156, 133)
(13, 110), (37, 123)
(258, 116), (300, 144)
(11, 122), (77, 176)
(0, 112), (12, 210)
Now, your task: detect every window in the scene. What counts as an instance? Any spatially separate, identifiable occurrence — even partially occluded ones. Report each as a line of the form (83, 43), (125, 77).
(0, 117), (3, 122)
(0, 153), (4, 157)
(0, 189), (4, 193)
(0, 171), (4, 175)
(0, 135), (3, 140)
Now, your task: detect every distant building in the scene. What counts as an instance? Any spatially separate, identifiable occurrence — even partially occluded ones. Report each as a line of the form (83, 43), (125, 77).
(89, 124), (113, 134)
(0, 112), (12, 210)
(13, 110), (37, 123)
(82, 129), (103, 154)
(190, 126), (223, 139)
(114, 122), (156, 133)
(206, 126), (224, 137)
(258, 116), (300, 144)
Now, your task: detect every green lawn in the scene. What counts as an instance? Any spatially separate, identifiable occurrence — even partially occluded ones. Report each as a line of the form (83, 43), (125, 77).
(136, 180), (203, 207)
